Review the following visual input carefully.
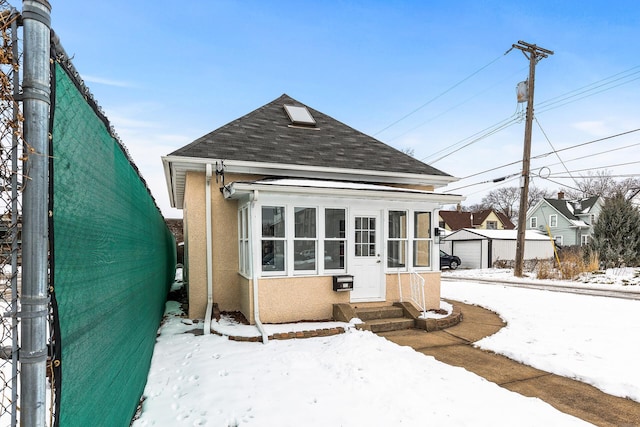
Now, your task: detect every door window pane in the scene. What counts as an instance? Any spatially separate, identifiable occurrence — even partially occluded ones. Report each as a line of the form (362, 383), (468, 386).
(355, 216), (376, 257)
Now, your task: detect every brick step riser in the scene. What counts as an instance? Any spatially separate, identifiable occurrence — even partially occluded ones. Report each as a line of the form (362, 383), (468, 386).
(355, 308), (404, 321)
(368, 319), (415, 333)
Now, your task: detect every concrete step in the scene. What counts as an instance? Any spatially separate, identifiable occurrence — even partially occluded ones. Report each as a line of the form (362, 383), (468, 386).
(355, 306), (404, 321)
(361, 317), (415, 333)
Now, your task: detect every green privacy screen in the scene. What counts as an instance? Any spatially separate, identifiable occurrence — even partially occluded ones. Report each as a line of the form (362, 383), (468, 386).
(50, 59), (176, 426)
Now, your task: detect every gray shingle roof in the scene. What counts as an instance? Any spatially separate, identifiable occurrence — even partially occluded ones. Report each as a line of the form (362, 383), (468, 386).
(544, 196), (600, 220)
(170, 94), (450, 177)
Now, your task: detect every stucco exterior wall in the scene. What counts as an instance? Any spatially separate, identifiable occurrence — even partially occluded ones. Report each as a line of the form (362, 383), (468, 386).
(257, 276), (351, 324)
(184, 170), (444, 323)
(238, 275), (253, 323)
(184, 172), (207, 319)
(184, 171), (263, 319)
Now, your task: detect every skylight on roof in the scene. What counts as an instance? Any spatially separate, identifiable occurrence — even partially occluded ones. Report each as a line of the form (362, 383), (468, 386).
(284, 104), (316, 125)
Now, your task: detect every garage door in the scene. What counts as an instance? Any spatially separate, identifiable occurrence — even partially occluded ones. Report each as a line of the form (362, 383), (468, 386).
(452, 241), (482, 269)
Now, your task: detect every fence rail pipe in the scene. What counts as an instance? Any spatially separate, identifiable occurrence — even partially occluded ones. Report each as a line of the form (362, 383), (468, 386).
(21, 1), (51, 426)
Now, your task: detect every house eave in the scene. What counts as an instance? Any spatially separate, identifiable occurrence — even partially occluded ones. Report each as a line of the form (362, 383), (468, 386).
(163, 155), (460, 209)
(223, 180), (464, 204)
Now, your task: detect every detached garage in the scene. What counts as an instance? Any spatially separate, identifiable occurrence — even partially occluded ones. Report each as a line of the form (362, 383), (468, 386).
(440, 229), (555, 269)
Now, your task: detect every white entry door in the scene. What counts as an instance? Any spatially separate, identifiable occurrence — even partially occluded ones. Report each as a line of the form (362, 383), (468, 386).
(350, 211), (384, 302)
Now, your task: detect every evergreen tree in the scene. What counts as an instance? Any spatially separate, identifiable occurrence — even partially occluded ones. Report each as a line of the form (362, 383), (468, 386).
(591, 193), (640, 267)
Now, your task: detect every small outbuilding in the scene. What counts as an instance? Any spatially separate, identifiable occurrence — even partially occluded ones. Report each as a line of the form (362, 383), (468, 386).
(440, 228), (555, 269)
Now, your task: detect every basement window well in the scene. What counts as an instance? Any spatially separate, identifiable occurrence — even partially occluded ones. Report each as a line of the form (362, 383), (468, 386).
(284, 104), (316, 126)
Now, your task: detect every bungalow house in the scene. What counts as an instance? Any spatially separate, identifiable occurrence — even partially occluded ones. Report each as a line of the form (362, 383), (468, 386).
(162, 94), (461, 334)
(526, 192), (604, 247)
(439, 208), (515, 231)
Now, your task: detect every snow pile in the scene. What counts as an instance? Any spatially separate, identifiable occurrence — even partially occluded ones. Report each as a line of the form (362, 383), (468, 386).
(443, 267), (640, 289)
(442, 280), (640, 402)
(133, 303), (590, 427)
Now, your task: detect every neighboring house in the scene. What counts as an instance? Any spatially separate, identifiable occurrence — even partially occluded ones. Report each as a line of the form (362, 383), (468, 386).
(627, 188), (640, 210)
(439, 208), (515, 231)
(162, 94), (462, 328)
(441, 229), (554, 269)
(526, 192), (604, 247)
(165, 218), (184, 264)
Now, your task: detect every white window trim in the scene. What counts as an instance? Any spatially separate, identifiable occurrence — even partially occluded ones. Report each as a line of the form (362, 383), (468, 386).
(530, 216), (538, 228)
(253, 198), (439, 278)
(238, 205), (251, 278)
(323, 207), (347, 274)
(291, 206), (319, 276)
(554, 235), (563, 246)
(412, 211), (433, 270)
(549, 214), (558, 228)
(261, 205), (287, 277)
(386, 210), (409, 272)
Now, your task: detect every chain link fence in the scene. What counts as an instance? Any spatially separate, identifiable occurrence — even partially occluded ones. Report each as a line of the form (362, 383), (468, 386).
(0, 2), (22, 426)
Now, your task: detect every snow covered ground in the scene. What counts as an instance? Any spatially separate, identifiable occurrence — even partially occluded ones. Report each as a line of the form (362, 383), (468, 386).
(132, 268), (640, 426)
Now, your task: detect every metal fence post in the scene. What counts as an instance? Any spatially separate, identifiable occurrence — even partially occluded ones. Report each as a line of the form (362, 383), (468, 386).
(21, 1), (51, 426)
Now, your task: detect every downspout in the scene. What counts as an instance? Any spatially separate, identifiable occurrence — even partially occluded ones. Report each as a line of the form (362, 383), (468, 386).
(250, 191), (268, 343)
(204, 164), (214, 335)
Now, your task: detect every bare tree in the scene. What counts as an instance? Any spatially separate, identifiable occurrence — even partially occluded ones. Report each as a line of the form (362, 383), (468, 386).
(481, 187), (520, 221)
(528, 186), (555, 207)
(480, 185), (553, 222)
(463, 202), (491, 213)
(560, 171), (640, 200)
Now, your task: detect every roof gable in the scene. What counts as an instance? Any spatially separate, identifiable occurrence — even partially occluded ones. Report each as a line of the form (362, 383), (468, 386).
(543, 196), (601, 221)
(439, 210), (473, 230)
(169, 94), (450, 178)
(439, 209), (515, 230)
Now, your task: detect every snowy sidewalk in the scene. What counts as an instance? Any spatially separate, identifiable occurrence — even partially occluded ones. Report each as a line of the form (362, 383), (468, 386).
(379, 300), (640, 427)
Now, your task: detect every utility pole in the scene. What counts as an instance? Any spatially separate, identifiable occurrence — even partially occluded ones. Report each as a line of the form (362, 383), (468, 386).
(513, 40), (553, 277)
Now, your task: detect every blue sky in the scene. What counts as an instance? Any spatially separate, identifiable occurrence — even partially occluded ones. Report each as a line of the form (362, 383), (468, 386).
(48, 1), (640, 217)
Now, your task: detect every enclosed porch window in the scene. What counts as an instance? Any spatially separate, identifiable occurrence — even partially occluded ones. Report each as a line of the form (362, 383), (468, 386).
(387, 210), (407, 268)
(413, 211), (432, 268)
(262, 206), (286, 273)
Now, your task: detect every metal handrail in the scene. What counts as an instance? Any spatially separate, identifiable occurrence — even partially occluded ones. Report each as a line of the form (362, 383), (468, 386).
(409, 270), (427, 317)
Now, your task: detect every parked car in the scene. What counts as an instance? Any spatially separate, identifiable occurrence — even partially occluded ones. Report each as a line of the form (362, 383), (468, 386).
(440, 250), (461, 270)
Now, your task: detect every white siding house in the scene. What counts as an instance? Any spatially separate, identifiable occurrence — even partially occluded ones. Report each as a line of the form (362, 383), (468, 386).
(441, 229), (555, 269)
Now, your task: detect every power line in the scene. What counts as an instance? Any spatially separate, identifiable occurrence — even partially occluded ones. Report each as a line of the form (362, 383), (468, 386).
(547, 159), (640, 176)
(423, 65), (640, 165)
(427, 115), (523, 164)
(420, 111), (524, 162)
(534, 117), (579, 188)
(455, 128), (640, 182)
(386, 66), (528, 143)
(536, 66), (640, 113)
(373, 51), (511, 137)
